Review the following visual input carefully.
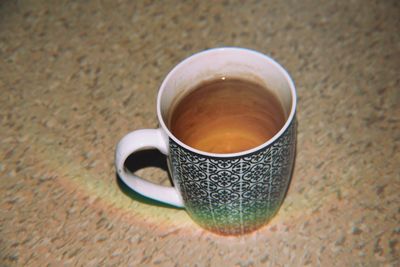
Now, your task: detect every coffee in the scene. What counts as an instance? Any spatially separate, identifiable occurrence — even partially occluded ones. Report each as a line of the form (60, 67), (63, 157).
(169, 78), (286, 154)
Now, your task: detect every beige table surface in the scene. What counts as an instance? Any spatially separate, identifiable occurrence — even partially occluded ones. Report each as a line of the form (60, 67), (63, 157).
(1, 0), (399, 266)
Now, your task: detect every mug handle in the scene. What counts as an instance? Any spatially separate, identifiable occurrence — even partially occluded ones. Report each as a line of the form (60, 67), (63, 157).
(115, 128), (184, 207)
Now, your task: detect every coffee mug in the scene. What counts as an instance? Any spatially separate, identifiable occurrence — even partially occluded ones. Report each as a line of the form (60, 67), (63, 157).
(115, 47), (297, 235)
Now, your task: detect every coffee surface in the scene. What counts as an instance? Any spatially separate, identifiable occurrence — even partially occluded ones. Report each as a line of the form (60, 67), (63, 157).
(169, 78), (286, 154)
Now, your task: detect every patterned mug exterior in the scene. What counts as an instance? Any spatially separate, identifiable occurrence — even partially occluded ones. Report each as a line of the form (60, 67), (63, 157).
(115, 47), (297, 235)
(168, 121), (296, 235)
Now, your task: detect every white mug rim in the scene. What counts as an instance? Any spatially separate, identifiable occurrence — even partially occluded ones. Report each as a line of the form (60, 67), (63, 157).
(157, 47), (297, 158)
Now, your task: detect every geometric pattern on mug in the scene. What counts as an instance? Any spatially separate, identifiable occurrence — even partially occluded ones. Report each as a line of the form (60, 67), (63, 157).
(169, 119), (296, 235)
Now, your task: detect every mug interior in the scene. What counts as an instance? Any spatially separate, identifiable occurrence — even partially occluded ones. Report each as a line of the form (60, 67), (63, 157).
(157, 47), (296, 157)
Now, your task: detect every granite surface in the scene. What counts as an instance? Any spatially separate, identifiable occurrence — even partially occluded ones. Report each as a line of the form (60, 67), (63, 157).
(1, 0), (399, 266)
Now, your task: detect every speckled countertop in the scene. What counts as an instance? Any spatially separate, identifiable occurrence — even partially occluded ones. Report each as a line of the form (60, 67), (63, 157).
(1, 0), (399, 266)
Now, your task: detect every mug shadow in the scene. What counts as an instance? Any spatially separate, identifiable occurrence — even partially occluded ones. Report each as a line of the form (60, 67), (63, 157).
(115, 149), (182, 210)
